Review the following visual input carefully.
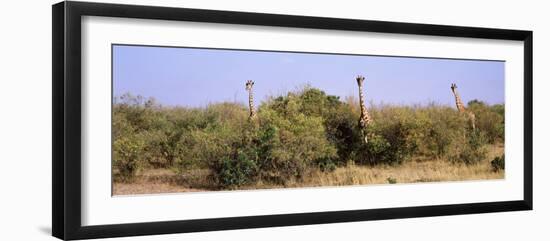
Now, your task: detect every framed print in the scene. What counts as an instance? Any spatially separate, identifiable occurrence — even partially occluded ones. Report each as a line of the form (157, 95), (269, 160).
(52, 1), (533, 240)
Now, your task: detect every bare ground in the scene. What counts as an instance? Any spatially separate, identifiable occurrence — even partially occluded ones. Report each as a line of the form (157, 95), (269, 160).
(113, 143), (504, 195)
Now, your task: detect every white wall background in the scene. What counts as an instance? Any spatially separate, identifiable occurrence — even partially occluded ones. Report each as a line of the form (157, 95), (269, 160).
(0, 0), (547, 240)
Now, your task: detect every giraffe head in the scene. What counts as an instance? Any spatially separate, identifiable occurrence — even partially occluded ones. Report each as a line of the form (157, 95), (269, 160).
(356, 75), (365, 85)
(245, 80), (254, 91)
(451, 83), (458, 92)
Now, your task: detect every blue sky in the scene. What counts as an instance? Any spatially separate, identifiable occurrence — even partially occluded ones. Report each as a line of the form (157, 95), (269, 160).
(113, 45), (504, 108)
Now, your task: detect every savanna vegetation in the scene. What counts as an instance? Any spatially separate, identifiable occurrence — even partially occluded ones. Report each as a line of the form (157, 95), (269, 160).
(112, 87), (505, 195)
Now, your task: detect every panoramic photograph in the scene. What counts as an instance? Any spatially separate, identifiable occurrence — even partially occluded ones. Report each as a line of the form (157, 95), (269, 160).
(112, 44), (505, 195)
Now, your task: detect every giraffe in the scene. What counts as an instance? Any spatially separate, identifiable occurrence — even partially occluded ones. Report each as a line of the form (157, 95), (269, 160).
(450, 83), (476, 130)
(356, 75), (373, 143)
(245, 80), (257, 120)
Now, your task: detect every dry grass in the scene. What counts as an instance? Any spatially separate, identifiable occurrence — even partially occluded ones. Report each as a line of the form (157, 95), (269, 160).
(113, 168), (215, 195)
(113, 144), (504, 195)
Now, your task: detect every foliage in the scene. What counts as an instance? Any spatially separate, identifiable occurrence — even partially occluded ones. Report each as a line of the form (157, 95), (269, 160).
(316, 158), (338, 172)
(256, 92), (338, 184)
(491, 155), (505, 171)
(468, 100), (505, 143)
(211, 149), (259, 188)
(414, 105), (465, 159)
(365, 108), (419, 165)
(112, 88), (504, 187)
(113, 133), (145, 181)
(448, 130), (488, 165)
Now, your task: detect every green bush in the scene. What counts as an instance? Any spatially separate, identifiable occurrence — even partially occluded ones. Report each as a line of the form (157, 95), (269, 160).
(324, 105), (362, 165)
(357, 133), (390, 164)
(468, 100), (505, 143)
(255, 96), (338, 183)
(353, 106), (419, 165)
(209, 122), (262, 187)
(316, 158), (337, 172)
(211, 150), (259, 188)
(113, 133), (145, 181)
(269, 87), (358, 166)
(491, 155), (505, 171)
(415, 106), (465, 159)
(448, 130), (488, 165)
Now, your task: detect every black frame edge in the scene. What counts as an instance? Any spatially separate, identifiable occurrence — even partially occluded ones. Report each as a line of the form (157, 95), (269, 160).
(75, 201), (529, 240)
(523, 32), (533, 210)
(65, 0), (85, 239)
(52, 1), (65, 240)
(53, 1), (534, 240)
(66, 1), (532, 40)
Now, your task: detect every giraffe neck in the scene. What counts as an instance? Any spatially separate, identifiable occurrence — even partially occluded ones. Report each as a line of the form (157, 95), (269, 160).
(452, 90), (466, 112)
(357, 80), (371, 144)
(358, 83), (371, 122)
(248, 89), (256, 118)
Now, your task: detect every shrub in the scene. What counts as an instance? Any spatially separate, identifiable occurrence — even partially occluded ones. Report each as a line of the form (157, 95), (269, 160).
(357, 133), (390, 164)
(255, 101), (337, 184)
(211, 150), (259, 188)
(113, 133), (145, 181)
(448, 130), (488, 165)
(316, 158), (337, 172)
(324, 104), (363, 165)
(414, 106), (465, 159)
(468, 100), (505, 143)
(174, 103), (249, 171)
(354, 106), (419, 165)
(208, 121), (262, 187)
(270, 87), (357, 166)
(139, 129), (171, 168)
(491, 155), (505, 171)
(297, 87), (341, 117)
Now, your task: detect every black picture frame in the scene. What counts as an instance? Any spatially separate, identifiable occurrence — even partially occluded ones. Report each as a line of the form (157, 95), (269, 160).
(52, 1), (533, 240)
